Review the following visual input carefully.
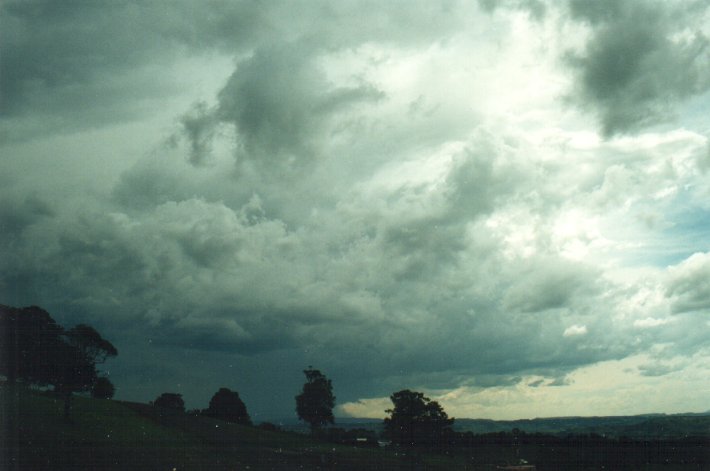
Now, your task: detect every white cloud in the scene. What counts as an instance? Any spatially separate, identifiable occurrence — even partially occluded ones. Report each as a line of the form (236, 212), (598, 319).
(563, 324), (588, 337)
(634, 317), (671, 328)
(337, 397), (392, 419)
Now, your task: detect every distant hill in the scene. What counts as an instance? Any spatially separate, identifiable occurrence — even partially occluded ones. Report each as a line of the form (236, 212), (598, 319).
(452, 414), (710, 439)
(275, 416), (384, 434)
(301, 414), (710, 440)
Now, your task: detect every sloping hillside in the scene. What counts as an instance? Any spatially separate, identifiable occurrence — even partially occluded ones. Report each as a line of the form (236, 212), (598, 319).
(1, 387), (457, 470)
(5, 388), (706, 470)
(3, 387), (225, 470)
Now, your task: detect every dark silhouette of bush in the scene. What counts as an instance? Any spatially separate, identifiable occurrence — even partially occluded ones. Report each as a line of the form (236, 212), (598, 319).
(91, 377), (115, 399)
(205, 387), (251, 425)
(295, 367), (335, 432)
(384, 389), (454, 447)
(152, 393), (185, 412)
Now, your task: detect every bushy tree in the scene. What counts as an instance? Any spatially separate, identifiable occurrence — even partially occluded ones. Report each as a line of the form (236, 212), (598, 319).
(205, 387), (251, 425)
(153, 393), (185, 412)
(92, 377), (116, 399)
(59, 323), (117, 419)
(0, 305), (118, 420)
(53, 342), (98, 417)
(65, 324), (118, 365)
(295, 367), (335, 431)
(0, 305), (64, 385)
(383, 389), (454, 447)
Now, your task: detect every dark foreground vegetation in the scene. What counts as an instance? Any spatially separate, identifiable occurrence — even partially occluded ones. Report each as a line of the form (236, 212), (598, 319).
(3, 387), (708, 471)
(2, 387), (451, 471)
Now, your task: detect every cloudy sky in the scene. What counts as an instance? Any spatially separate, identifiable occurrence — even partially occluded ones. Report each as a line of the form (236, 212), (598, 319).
(2, 0), (710, 421)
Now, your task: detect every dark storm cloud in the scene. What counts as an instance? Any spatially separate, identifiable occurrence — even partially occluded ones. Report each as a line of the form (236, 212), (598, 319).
(4, 0), (710, 416)
(112, 159), (191, 210)
(501, 257), (598, 313)
(88, 122), (699, 406)
(373, 167), (498, 281)
(0, 0), (267, 140)
(180, 102), (220, 166)
(0, 0), (464, 141)
(565, 0), (710, 136)
(0, 127), (634, 403)
(1, 1), (168, 129)
(0, 193), (54, 239)
(215, 42), (385, 168)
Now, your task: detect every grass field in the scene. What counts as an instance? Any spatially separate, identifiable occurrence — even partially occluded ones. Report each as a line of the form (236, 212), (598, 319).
(2, 387), (708, 470)
(1, 387), (461, 470)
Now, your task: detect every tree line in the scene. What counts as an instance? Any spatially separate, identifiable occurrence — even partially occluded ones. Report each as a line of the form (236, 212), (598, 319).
(150, 388), (252, 426)
(1, 304), (454, 446)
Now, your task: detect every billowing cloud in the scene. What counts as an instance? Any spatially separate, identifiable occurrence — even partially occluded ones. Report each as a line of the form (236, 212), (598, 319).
(566, 0), (710, 136)
(666, 252), (710, 313)
(563, 324), (587, 337)
(216, 42), (385, 167)
(2, 0), (710, 418)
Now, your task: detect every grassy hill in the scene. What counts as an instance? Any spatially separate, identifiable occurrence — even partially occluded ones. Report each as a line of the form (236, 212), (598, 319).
(1, 387), (461, 471)
(3, 387), (708, 470)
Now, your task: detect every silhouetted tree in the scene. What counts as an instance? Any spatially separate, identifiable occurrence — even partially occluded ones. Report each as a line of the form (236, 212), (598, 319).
(205, 387), (251, 425)
(92, 377), (115, 399)
(53, 342), (98, 420)
(0, 305), (117, 421)
(384, 389), (454, 447)
(61, 324), (118, 418)
(295, 367), (335, 432)
(0, 305), (64, 385)
(65, 324), (118, 365)
(153, 393), (185, 412)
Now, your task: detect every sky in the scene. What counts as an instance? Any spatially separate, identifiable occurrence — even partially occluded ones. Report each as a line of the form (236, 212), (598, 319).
(1, 0), (710, 422)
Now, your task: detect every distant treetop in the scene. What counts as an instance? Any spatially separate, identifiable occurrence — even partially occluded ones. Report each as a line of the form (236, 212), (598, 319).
(205, 387), (251, 425)
(384, 389), (454, 447)
(152, 393), (185, 412)
(92, 376), (116, 399)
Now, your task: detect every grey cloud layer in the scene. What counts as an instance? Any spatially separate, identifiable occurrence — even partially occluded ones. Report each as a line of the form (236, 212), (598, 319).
(4, 0), (708, 140)
(4, 126), (702, 406)
(2, 0), (710, 414)
(0, 0), (276, 140)
(0, 0), (463, 141)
